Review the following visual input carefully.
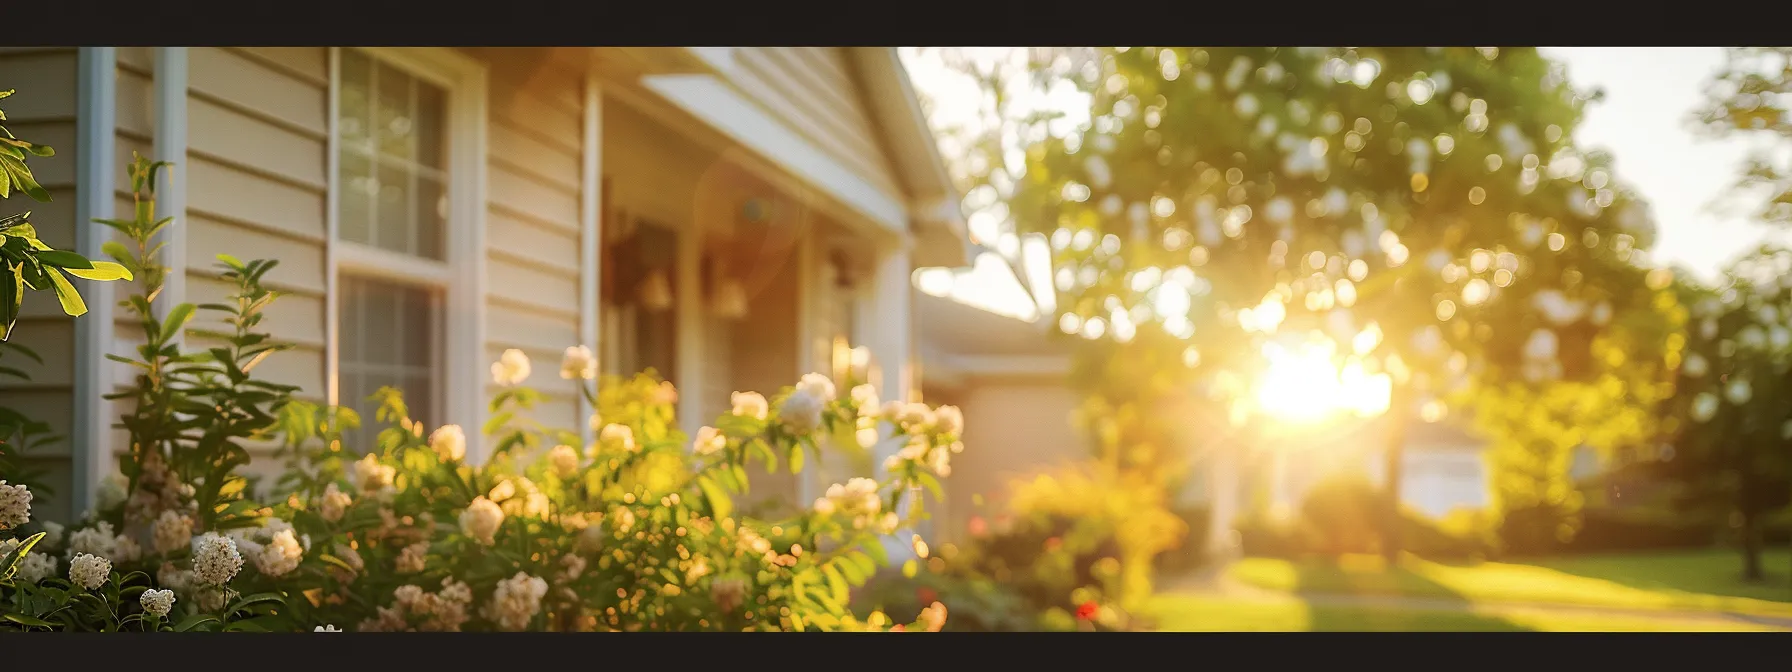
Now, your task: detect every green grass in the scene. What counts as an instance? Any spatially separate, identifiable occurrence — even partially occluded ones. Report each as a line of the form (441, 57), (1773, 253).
(1226, 547), (1792, 618)
(1137, 593), (1786, 632)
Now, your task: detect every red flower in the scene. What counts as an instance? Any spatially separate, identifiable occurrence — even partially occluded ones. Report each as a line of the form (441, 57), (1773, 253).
(967, 516), (989, 537)
(917, 587), (939, 605)
(1075, 601), (1099, 621)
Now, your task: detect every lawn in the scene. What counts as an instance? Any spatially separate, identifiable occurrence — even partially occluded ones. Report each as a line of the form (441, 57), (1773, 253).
(1225, 547), (1792, 618)
(1137, 593), (1787, 632)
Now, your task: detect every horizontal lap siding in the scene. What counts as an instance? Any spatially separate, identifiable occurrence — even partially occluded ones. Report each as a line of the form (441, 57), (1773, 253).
(184, 47), (330, 407)
(0, 48), (79, 522)
(727, 48), (902, 199)
(179, 47), (330, 484)
(471, 48), (587, 439)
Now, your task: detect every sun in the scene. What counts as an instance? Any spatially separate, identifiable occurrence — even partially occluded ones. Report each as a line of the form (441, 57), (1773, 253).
(1255, 337), (1392, 423)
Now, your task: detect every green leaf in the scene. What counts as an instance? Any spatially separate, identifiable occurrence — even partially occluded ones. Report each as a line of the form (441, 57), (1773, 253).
(2, 613), (56, 628)
(160, 303), (195, 343)
(173, 614), (220, 632)
(822, 564), (850, 605)
(44, 267), (86, 317)
(0, 269), (15, 341)
(33, 250), (93, 270)
(1, 531), (45, 575)
(225, 592), (284, 615)
(696, 474), (733, 520)
(62, 261), (132, 282)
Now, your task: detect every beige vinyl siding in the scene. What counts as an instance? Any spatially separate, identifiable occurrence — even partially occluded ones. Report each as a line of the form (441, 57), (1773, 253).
(0, 48), (80, 522)
(168, 48), (329, 482)
(182, 47), (330, 403)
(469, 48), (587, 437)
(725, 48), (901, 199)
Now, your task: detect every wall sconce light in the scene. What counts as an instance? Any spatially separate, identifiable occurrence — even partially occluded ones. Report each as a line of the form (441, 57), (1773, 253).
(637, 270), (673, 313)
(712, 276), (748, 320)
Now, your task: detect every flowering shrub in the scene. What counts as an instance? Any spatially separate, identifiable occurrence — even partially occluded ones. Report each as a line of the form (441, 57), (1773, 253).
(0, 153), (967, 632)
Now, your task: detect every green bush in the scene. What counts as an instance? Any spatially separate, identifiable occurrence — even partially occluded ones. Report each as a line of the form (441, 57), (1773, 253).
(0, 153), (970, 633)
(1234, 470), (1495, 562)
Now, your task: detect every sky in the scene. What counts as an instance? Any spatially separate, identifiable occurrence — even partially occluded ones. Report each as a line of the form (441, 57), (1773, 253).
(902, 47), (1783, 320)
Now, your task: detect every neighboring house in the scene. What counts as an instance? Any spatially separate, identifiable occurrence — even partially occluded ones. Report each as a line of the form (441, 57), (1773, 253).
(0, 46), (969, 523)
(913, 284), (1508, 553)
(914, 291), (1080, 543)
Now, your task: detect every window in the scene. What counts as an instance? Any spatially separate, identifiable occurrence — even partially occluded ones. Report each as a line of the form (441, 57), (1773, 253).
(329, 47), (484, 451)
(339, 49), (448, 260)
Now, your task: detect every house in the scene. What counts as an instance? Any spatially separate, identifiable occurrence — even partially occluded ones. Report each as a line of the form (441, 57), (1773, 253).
(0, 46), (969, 523)
(911, 280), (1507, 553)
(912, 290), (1081, 542)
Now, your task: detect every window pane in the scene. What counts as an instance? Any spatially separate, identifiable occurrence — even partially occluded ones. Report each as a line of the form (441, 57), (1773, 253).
(415, 81), (446, 171)
(415, 175), (445, 260)
(402, 286), (434, 367)
(340, 151), (374, 246)
(335, 49), (448, 262)
(340, 276), (439, 452)
(340, 50), (372, 151)
(376, 62), (413, 161)
(375, 162), (411, 254)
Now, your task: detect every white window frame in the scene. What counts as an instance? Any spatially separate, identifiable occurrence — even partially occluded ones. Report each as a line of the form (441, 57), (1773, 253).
(326, 47), (488, 455)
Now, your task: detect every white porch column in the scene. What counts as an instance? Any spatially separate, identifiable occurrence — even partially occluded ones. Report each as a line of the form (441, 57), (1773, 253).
(578, 75), (604, 446)
(73, 47), (118, 516)
(152, 48), (188, 344)
(863, 245), (915, 563)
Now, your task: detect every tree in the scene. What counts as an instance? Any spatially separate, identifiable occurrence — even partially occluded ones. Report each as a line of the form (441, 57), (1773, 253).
(1661, 246), (1792, 582)
(996, 47), (1672, 560)
(1692, 48), (1792, 226)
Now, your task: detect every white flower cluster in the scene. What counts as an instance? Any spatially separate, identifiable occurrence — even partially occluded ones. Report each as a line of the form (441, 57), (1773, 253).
(124, 452), (194, 527)
(595, 423), (636, 454)
(778, 373), (837, 434)
(352, 453), (396, 496)
(192, 532), (244, 586)
(813, 478), (898, 533)
(850, 384), (882, 448)
(429, 424), (467, 462)
(254, 528), (304, 578)
(315, 624), (341, 632)
(692, 426), (726, 455)
(152, 509), (194, 555)
(459, 496), (504, 546)
(560, 345), (597, 381)
(156, 561), (196, 598)
(13, 549), (56, 583)
(482, 572), (548, 631)
(67, 520), (139, 564)
(319, 482), (353, 523)
(489, 477), (550, 519)
(140, 589), (176, 618)
(917, 601), (949, 632)
(359, 578), (474, 632)
(548, 444), (581, 478)
(491, 348), (532, 387)
(396, 541), (430, 574)
(884, 434), (957, 478)
(68, 552), (111, 590)
(0, 480), (31, 530)
(730, 391), (769, 420)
